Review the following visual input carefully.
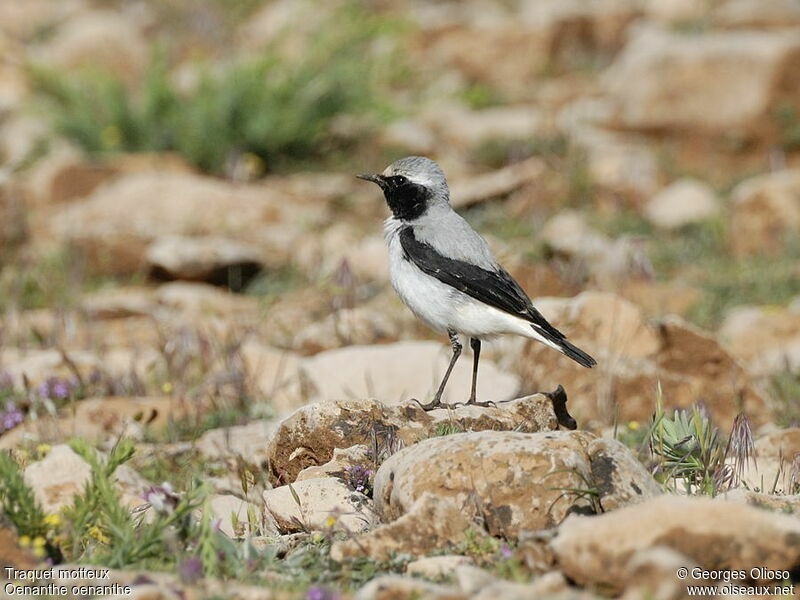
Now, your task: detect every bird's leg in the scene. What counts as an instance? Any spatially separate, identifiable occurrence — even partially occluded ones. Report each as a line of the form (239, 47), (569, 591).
(413, 329), (462, 411)
(463, 338), (495, 408)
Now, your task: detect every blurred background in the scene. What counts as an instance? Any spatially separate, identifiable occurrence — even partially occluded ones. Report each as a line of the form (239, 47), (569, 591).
(1, 0), (800, 445)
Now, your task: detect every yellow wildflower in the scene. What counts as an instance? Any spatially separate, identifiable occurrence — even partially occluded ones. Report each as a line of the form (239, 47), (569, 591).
(36, 444), (51, 457)
(161, 382), (173, 394)
(628, 421), (640, 431)
(88, 525), (110, 544)
(32, 536), (46, 547)
(18, 535), (30, 547)
(44, 513), (61, 528)
(325, 516), (337, 528)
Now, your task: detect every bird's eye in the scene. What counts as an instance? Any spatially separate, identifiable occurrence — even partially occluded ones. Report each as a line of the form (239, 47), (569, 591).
(391, 175), (409, 185)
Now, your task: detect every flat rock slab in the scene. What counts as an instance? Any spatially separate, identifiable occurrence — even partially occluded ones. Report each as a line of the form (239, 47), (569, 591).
(266, 394), (560, 486)
(551, 495), (800, 591)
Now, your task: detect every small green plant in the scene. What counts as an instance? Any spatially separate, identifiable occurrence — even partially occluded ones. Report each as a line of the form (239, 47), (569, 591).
(771, 370), (800, 427)
(30, 3), (398, 175)
(0, 451), (49, 540)
(649, 388), (728, 496)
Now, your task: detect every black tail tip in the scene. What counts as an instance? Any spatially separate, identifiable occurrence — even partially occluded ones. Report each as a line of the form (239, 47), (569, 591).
(560, 340), (596, 368)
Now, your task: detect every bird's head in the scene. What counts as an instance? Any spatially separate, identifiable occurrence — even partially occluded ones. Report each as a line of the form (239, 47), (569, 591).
(357, 156), (449, 221)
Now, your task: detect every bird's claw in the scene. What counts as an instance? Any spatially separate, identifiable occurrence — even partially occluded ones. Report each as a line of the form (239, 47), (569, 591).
(409, 398), (459, 411)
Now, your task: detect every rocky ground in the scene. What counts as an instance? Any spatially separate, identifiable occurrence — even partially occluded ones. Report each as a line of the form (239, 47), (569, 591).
(1, 0), (800, 599)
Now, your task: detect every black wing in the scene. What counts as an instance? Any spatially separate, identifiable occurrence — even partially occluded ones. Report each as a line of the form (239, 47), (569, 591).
(398, 226), (565, 341)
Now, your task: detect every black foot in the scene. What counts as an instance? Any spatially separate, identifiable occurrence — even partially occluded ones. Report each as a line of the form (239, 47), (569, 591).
(410, 398), (459, 411)
(459, 399), (497, 408)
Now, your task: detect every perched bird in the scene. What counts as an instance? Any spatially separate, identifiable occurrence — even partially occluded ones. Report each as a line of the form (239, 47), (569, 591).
(358, 156), (596, 410)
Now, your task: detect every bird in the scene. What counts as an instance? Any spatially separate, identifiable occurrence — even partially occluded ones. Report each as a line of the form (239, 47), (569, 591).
(357, 156), (596, 410)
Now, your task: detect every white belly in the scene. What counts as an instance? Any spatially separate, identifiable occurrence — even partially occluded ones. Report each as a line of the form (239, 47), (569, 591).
(387, 232), (534, 339)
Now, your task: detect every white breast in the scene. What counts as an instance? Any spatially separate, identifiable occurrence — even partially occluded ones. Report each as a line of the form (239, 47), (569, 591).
(383, 218), (536, 340)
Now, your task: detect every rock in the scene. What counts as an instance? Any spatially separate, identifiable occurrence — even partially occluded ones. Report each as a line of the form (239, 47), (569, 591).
(550, 495), (800, 591)
(539, 211), (613, 263)
(508, 292), (769, 429)
(146, 236), (264, 289)
(719, 488), (800, 514)
(417, 0), (640, 97)
(299, 341), (519, 406)
(603, 25), (800, 132)
(262, 477), (377, 534)
(587, 437), (663, 512)
(294, 308), (400, 355)
(154, 282), (262, 318)
(719, 304), (800, 375)
(449, 157), (547, 208)
(644, 0), (710, 23)
(730, 169), (800, 257)
(296, 445), (372, 482)
(22, 445), (88, 512)
(0, 347), (101, 391)
(643, 179), (720, 230)
(35, 10), (148, 84)
(0, 0), (86, 40)
(207, 494), (265, 538)
(0, 522), (38, 570)
(714, 0), (800, 29)
(354, 574), (463, 600)
(423, 104), (544, 149)
(0, 396), (184, 449)
(239, 340), (305, 415)
(81, 286), (158, 319)
(754, 428), (800, 460)
(266, 394), (559, 485)
(331, 492), (473, 562)
(373, 431), (621, 540)
(454, 565), (497, 595)
(196, 420), (277, 464)
(621, 547), (701, 600)
(406, 555), (474, 579)
(47, 172), (297, 275)
(380, 120), (437, 155)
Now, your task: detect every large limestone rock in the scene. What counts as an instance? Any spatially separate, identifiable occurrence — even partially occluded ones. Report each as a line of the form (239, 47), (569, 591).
(47, 172), (309, 275)
(299, 341), (520, 406)
(22, 445), (149, 513)
(730, 169), (800, 257)
(643, 178), (720, 230)
(374, 430), (596, 537)
(263, 477), (377, 534)
(35, 10), (148, 85)
(266, 395), (559, 485)
(604, 25), (800, 132)
(719, 303), (800, 375)
(507, 292), (769, 429)
(145, 235), (264, 289)
(0, 397), (184, 449)
(196, 420), (277, 464)
(334, 431), (659, 561)
(551, 495), (800, 591)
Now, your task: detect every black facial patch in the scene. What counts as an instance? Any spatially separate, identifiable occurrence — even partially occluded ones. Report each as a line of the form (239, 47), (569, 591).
(381, 175), (431, 221)
(398, 226), (567, 342)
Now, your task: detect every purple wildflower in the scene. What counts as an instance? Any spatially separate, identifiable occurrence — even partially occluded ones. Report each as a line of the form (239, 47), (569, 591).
(1, 401), (23, 432)
(306, 587), (339, 600)
(141, 482), (179, 514)
(499, 544), (514, 559)
(344, 465), (374, 495)
(37, 377), (76, 400)
(178, 557), (203, 584)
